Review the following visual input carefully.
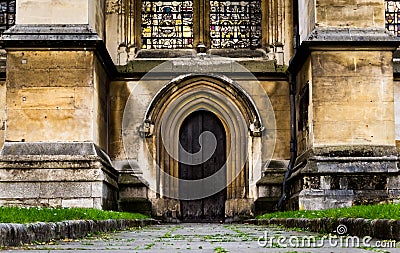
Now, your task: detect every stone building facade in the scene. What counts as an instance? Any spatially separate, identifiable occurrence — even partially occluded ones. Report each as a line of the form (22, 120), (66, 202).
(0, 0), (399, 221)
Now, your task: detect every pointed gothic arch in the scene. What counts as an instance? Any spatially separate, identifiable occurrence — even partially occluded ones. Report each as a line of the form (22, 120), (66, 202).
(140, 74), (265, 218)
(143, 74), (264, 137)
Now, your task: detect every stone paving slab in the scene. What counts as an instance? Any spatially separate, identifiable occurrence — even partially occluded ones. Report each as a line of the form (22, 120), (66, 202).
(2, 223), (400, 252)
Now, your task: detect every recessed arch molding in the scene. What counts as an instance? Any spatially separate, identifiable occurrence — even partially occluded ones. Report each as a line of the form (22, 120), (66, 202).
(139, 73), (264, 138)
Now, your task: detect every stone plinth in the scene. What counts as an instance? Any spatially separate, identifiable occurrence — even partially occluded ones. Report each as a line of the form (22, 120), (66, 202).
(0, 142), (118, 209)
(287, 146), (399, 210)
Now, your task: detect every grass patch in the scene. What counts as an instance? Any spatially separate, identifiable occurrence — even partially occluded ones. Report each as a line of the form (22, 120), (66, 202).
(214, 246), (229, 253)
(144, 242), (155, 250)
(257, 203), (400, 220)
(0, 206), (149, 224)
(202, 233), (233, 242)
(158, 225), (185, 240)
(224, 225), (255, 241)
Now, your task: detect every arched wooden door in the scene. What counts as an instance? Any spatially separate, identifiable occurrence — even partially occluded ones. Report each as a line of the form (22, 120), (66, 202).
(179, 110), (226, 222)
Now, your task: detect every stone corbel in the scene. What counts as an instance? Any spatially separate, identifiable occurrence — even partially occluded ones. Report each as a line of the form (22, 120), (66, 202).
(138, 120), (154, 138)
(250, 120), (264, 137)
(117, 43), (137, 65)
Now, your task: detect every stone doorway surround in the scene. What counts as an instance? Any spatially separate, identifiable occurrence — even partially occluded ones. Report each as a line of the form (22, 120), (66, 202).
(120, 66), (275, 221)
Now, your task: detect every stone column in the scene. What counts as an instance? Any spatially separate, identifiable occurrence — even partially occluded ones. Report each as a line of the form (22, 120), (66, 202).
(287, 0), (400, 210)
(265, 0), (292, 65)
(0, 0), (118, 209)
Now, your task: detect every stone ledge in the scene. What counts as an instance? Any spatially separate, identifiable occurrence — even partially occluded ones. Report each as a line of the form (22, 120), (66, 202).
(306, 28), (400, 43)
(0, 218), (157, 247)
(0, 24), (101, 44)
(0, 25), (118, 78)
(117, 57), (280, 74)
(248, 218), (400, 240)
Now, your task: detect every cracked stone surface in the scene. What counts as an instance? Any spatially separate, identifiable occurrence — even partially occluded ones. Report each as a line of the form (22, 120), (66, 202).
(2, 223), (400, 252)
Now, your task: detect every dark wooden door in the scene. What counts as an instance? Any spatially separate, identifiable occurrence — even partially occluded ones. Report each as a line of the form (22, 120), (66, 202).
(179, 110), (226, 222)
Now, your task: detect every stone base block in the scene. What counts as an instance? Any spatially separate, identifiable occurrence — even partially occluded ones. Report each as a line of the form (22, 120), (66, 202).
(117, 170), (149, 200)
(0, 142), (118, 210)
(118, 198), (152, 216)
(150, 197), (255, 221)
(298, 190), (354, 210)
(117, 167), (151, 215)
(286, 146), (400, 210)
(254, 197), (279, 215)
(224, 198), (254, 220)
(151, 198), (180, 222)
(254, 161), (287, 215)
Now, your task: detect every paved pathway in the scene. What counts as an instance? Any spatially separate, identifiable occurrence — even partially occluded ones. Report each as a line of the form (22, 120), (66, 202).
(3, 223), (400, 252)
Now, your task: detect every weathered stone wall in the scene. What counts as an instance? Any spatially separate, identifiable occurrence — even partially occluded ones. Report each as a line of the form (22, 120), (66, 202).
(311, 50), (394, 146)
(288, 48), (398, 210)
(109, 81), (131, 161)
(0, 24), (116, 209)
(394, 80), (400, 141)
(4, 50), (110, 150)
(5, 51), (96, 143)
(109, 77), (290, 217)
(283, 0), (294, 65)
(298, 0), (385, 42)
(315, 0), (385, 28)
(17, 0), (89, 25)
(298, 0), (316, 43)
(16, 0), (106, 39)
(0, 169), (113, 208)
(0, 142), (119, 209)
(262, 80), (290, 160)
(89, 0), (106, 40)
(296, 57), (313, 155)
(0, 79), (5, 149)
(105, 1), (120, 65)
(93, 56), (109, 152)
(109, 79), (290, 161)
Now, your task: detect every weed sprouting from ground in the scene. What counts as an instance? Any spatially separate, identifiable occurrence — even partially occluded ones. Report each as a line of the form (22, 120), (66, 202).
(214, 246), (229, 253)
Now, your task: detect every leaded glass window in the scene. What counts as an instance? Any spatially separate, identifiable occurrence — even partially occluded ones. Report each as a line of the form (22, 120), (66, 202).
(210, 0), (261, 49)
(386, 0), (400, 37)
(141, 0), (194, 49)
(0, 0), (15, 34)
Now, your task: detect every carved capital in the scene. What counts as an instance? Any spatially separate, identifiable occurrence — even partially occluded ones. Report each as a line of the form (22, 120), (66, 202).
(138, 121), (154, 138)
(250, 120), (264, 137)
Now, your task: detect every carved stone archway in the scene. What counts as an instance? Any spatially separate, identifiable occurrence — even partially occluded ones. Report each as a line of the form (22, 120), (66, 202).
(143, 74), (264, 218)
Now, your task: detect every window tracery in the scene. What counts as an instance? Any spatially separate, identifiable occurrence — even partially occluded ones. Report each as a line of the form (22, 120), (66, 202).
(141, 0), (194, 49)
(0, 0), (15, 34)
(209, 0), (262, 49)
(140, 0), (261, 49)
(386, 0), (400, 36)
